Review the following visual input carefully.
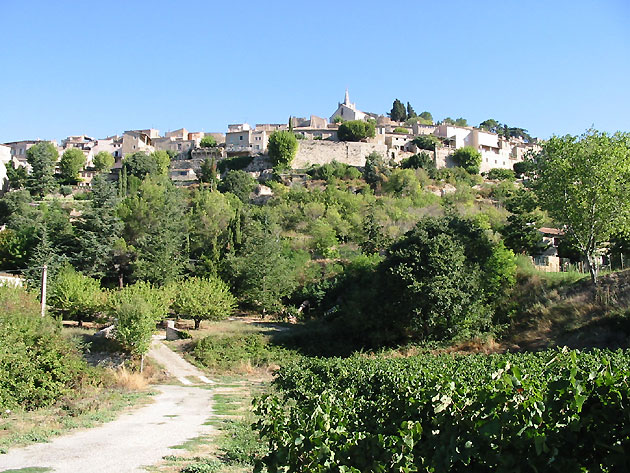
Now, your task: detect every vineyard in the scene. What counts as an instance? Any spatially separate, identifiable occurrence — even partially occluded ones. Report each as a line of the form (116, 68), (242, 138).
(254, 349), (630, 472)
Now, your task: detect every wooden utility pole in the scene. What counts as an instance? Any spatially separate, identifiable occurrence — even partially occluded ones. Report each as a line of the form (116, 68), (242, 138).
(40, 264), (47, 317)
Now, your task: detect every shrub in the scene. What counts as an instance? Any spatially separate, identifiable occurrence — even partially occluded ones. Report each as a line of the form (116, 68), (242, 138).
(217, 155), (253, 174)
(60, 185), (73, 196)
(200, 135), (217, 148)
(412, 134), (440, 151)
(452, 146), (482, 174)
(218, 170), (256, 203)
(0, 285), (87, 410)
(487, 168), (516, 180)
(338, 120), (376, 142)
(393, 127), (409, 134)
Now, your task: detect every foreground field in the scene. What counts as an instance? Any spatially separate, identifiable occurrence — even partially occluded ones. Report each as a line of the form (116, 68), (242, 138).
(255, 349), (630, 472)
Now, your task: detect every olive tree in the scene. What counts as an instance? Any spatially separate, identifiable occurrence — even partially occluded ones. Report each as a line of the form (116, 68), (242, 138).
(172, 277), (236, 329)
(532, 130), (630, 285)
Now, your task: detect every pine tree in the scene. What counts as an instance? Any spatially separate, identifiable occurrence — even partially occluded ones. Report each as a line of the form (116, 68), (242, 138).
(74, 175), (123, 280)
(406, 102), (417, 119)
(389, 99), (407, 122)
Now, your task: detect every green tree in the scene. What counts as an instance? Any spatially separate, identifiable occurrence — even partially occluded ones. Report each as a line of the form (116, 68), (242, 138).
(93, 151), (115, 173)
(393, 127), (409, 134)
(188, 188), (239, 275)
(455, 117), (468, 127)
(268, 130), (298, 169)
(74, 175), (123, 280)
(122, 152), (159, 179)
(118, 177), (188, 285)
(48, 265), (104, 326)
(338, 120), (376, 142)
(375, 215), (515, 342)
(532, 130), (630, 284)
(200, 135), (217, 148)
(406, 102), (417, 119)
(151, 150), (171, 175)
(26, 142), (58, 197)
(400, 152), (436, 174)
(172, 277), (237, 329)
(412, 134), (440, 151)
(114, 295), (157, 371)
(389, 99), (407, 122)
(199, 157), (218, 189)
(419, 111), (433, 124)
(59, 148), (86, 185)
(218, 170), (256, 203)
(513, 159), (535, 177)
(363, 152), (391, 191)
(501, 213), (545, 255)
(479, 119), (501, 133)
(360, 203), (390, 255)
(227, 222), (299, 314)
(452, 146), (482, 174)
(5, 161), (28, 190)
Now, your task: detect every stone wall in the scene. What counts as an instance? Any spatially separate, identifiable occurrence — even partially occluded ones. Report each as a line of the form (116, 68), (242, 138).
(292, 141), (388, 169)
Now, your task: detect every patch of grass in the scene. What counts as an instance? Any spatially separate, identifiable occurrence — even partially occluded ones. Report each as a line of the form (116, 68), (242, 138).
(170, 435), (211, 451)
(180, 459), (221, 473)
(190, 332), (299, 374)
(0, 388), (152, 452)
(0, 468), (53, 473)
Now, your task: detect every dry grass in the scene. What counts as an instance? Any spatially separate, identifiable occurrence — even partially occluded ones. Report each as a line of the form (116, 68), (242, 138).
(107, 366), (149, 391)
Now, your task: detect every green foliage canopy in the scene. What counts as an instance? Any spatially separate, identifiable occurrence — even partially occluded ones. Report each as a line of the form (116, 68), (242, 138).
(338, 120), (376, 142)
(532, 130), (630, 284)
(268, 130), (298, 169)
(172, 276), (236, 329)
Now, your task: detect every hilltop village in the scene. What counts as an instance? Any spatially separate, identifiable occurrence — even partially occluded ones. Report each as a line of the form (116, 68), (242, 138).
(0, 91), (539, 189)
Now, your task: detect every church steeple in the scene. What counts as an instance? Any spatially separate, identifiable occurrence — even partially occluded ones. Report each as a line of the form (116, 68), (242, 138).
(344, 88), (350, 106)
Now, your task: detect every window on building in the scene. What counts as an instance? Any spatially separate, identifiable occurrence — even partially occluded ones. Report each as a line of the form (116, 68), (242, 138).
(239, 135), (243, 141)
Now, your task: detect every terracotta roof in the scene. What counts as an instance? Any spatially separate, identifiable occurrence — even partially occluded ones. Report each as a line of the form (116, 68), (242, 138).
(538, 227), (564, 236)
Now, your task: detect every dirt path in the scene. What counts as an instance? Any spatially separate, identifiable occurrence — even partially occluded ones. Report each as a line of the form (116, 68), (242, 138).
(0, 340), (214, 473)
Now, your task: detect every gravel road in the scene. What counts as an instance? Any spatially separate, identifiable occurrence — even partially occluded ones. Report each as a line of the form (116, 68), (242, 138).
(0, 340), (214, 473)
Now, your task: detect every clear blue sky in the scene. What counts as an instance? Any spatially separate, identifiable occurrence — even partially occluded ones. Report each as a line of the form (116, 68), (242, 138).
(1, 0), (628, 143)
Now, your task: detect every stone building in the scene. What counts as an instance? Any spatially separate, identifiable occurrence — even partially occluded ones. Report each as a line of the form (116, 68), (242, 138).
(330, 90), (367, 123)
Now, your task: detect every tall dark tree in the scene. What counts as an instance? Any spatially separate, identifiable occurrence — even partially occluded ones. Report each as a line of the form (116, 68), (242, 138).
(389, 99), (407, 122)
(406, 102), (417, 119)
(199, 157), (218, 190)
(26, 142), (58, 197)
(74, 175), (123, 280)
(119, 177), (189, 285)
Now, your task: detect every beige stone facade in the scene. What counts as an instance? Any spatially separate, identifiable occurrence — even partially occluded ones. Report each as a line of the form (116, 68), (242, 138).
(292, 140), (388, 168)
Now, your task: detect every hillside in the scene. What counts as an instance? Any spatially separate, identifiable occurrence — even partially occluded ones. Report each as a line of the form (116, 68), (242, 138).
(502, 269), (630, 351)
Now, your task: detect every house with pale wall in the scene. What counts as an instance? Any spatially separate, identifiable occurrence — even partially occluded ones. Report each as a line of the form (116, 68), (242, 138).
(0, 144), (12, 192)
(330, 90), (367, 123)
(3, 140), (59, 167)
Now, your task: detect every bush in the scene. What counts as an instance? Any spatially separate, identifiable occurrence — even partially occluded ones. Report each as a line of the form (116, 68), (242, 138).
(338, 120), (376, 142)
(60, 185), (73, 196)
(0, 285), (87, 410)
(393, 127), (409, 134)
(199, 135), (217, 148)
(452, 146), (482, 174)
(487, 168), (516, 180)
(218, 170), (256, 203)
(412, 134), (440, 150)
(217, 155), (253, 174)
(307, 161), (361, 181)
(191, 333), (291, 372)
